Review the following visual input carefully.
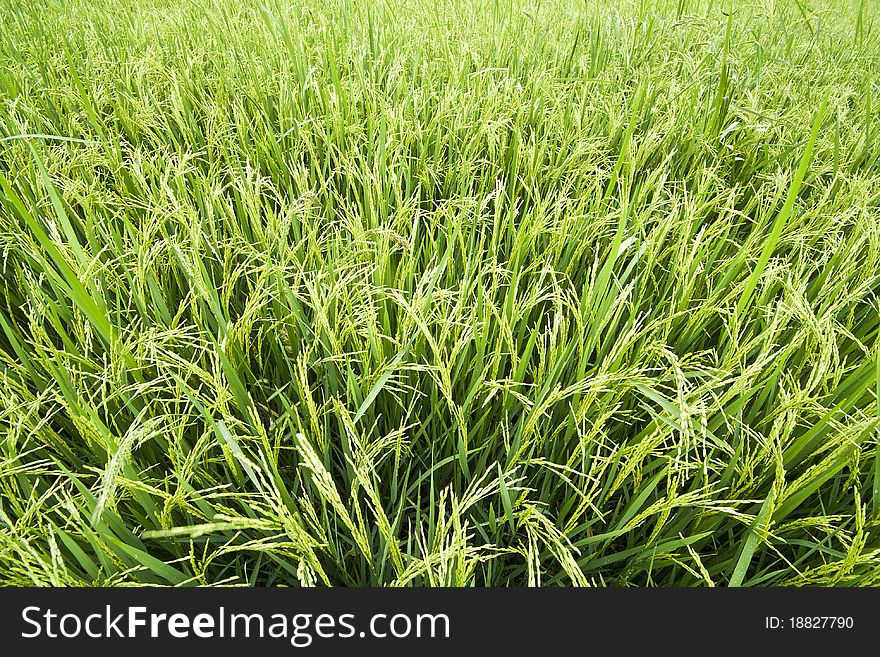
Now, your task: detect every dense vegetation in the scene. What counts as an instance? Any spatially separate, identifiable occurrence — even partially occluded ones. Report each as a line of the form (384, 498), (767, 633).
(0, 0), (878, 586)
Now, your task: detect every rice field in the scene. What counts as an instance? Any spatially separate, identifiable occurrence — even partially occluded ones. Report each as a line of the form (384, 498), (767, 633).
(0, 0), (878, 586)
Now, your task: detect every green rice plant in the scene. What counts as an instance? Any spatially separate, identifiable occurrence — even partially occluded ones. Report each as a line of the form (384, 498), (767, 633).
(0, 0), (878, 586)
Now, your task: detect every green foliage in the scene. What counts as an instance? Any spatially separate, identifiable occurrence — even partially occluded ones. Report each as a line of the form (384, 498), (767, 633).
(0, 0), (878, 586)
